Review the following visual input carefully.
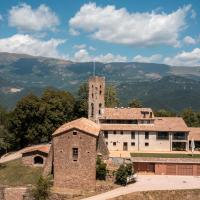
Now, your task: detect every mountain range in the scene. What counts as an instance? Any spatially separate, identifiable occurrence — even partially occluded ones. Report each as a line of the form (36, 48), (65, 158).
(1, 52), (200, 111)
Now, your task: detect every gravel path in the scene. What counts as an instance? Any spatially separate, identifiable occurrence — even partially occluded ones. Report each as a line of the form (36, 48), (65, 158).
(82, 175), (200, 200)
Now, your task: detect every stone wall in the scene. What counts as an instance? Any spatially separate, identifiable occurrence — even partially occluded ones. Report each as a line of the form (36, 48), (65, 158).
(53, 129), (97, 190)
(22, 151), (47, 167)
(97, 132), (109, 159)
(1, 187), (27, 200)
(43, 145), (53, 176)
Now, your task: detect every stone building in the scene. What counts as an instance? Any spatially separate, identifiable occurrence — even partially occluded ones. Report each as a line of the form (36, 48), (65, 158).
(44, 117), (108, 190)
(88, 76), (105, 123)
(22, 145), (50, 167)
(87, 75), (200, 176)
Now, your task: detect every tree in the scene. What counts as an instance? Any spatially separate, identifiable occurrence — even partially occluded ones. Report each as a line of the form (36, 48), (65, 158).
(154, 109), (176, 117)
(115, 164), (133, 186)
(8, 89), (75, 149)
(96, 156), (107, 180)
(74, 82), (88, 118)
(8, 94), (43, 148)
(128, 99), (142, 108)
(181, 108), (200, 127)
(31, 176), (52, 200)
(41, 88), (75, 140)
(105, 85), (119, 107)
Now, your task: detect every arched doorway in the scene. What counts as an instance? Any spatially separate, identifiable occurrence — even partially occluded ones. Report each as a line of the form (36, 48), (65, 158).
(34, 156), (44, 165)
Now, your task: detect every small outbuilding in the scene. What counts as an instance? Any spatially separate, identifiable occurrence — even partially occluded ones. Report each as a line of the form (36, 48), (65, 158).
(22, 144), (50, 167)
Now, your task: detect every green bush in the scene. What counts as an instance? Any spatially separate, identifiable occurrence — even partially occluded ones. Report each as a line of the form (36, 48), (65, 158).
(115, 164), (133, 186)
(96, 156), (107, 180)
(31, 176), (52, 200)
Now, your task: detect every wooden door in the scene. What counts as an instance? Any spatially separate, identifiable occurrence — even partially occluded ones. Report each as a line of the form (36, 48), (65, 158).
(123, 142), (128, 151)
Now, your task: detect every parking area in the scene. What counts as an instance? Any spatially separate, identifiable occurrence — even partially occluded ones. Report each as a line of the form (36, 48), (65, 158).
(82, 175), (200, 200)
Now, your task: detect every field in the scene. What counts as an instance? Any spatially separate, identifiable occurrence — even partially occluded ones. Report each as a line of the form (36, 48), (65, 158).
(0, 159), (42, 186)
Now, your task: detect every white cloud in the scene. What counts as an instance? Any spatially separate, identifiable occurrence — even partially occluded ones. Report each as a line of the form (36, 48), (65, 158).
(69, 28), (80, 36)
(69, 3), (192, 47)
(183, 36), (197, 45)
(132, 54), (162, 63)
(0, 34), (65, 58)
(73, 44), (87, 49)
(8, 3), (59, 32)
(191, 9), (197, 19)
(73, 49), (127, 63)
(89, 46), (96, 51)
(74, 49), (90, 62)
(164, 48), (200, 66)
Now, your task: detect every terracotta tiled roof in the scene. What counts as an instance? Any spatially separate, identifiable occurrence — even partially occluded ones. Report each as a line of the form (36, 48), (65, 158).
(100, 117), (189, 132)
(189, 127), (200, 141)
(53, 117), (100, 137)
(22, 144), (50, 154)
(100, 108), (154, 120)
(154, 117), (189, 132)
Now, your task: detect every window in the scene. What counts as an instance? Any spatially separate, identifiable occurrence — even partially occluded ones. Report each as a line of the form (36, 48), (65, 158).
(91, 103), (94, 117)
(106, 142), (108, 145)
(99, 103), (102, 115)
(73, 131), (77, 135)
(145, 142), (149, 146)
(145, 132), (149, 139)
(72, 148), (78, 161)
(104, 131), (108, 138)
(120, 131), (123, 135)
(173, 132), (186, 140)
(113, 131), (116, 135)
(157, 132), (169, 140)
(131, 142), (135, 146)
(131, 131), (135, 139)
(113, 142), (116, 146)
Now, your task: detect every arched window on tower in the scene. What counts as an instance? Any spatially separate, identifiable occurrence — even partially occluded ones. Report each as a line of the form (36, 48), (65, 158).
(91, 103), (94, 117)
(99, 103), (102, 115)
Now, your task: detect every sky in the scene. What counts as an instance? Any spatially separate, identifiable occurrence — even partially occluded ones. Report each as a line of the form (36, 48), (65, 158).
(0, 0), (200, 66)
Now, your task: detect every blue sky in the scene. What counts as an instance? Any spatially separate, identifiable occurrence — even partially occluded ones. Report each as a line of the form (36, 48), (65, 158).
(0, 0), (200, 65)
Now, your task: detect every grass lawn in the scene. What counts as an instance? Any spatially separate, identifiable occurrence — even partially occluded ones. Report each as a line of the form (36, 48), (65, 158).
(131, 153), (200, 158)
(0, 159), (43, 186)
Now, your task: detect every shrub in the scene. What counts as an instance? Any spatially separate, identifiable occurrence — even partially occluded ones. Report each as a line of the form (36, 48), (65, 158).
(31, 176), (52, 200)
(96, 156), (107, 180)
(115, 164), (133, 186)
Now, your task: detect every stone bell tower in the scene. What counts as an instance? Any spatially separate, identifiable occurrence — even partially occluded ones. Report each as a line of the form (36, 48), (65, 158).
(88, 76), (105, 123)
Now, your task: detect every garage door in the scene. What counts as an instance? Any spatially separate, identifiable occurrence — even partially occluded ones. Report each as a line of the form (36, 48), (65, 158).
(177, 164), (193, 176)
(166, 164), (176, 175)
(197, 165), (200, 176)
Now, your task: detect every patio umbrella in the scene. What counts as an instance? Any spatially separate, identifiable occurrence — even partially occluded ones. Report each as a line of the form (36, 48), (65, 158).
(191, 138), (195, 154)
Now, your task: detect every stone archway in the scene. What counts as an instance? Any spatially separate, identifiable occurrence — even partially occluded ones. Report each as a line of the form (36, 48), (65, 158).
(34, 156), (44, 165)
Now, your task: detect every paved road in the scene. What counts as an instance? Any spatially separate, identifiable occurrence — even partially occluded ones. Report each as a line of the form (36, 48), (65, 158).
(82, 175), (200, 200)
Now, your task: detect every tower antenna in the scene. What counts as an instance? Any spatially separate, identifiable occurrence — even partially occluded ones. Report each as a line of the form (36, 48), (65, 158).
(93, 60), (96, 76)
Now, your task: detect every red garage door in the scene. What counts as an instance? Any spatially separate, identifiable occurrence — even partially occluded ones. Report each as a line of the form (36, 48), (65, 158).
(166, 164), (176, 175)
(177, 164), (193, 176)
(197, 165), (200, 176)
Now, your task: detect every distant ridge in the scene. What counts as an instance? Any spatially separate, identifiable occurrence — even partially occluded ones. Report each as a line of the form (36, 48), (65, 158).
(1, 52), (200, 110)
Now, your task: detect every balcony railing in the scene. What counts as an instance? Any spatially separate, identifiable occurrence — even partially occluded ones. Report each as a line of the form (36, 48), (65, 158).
(173, 133), (186, 140)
